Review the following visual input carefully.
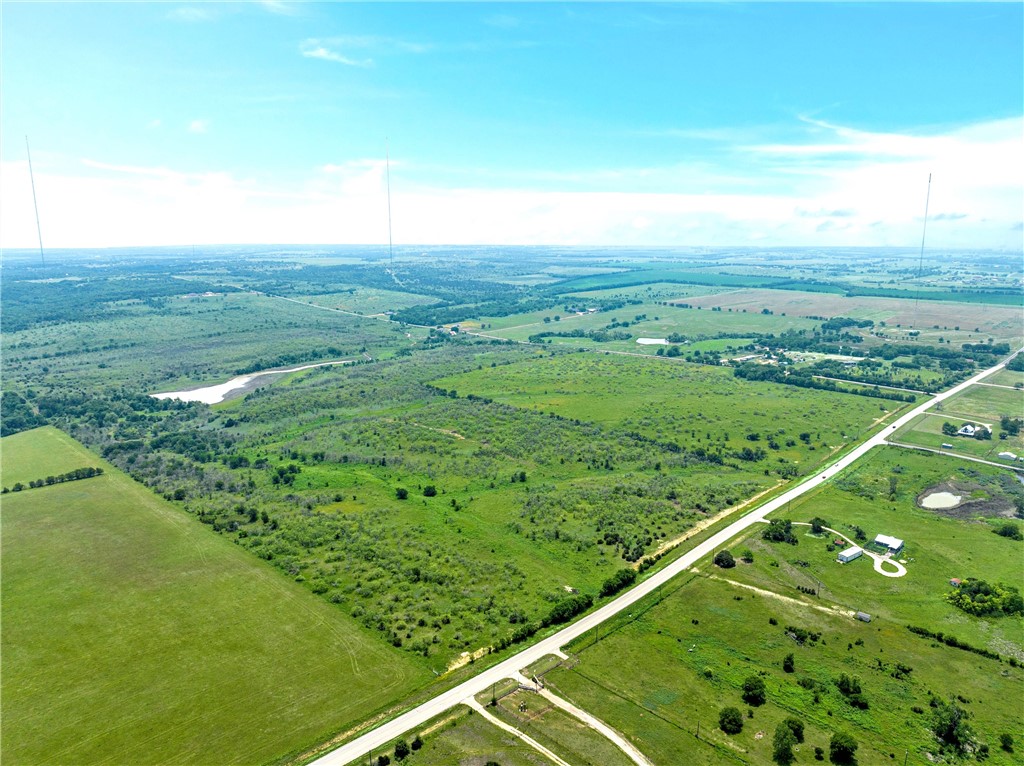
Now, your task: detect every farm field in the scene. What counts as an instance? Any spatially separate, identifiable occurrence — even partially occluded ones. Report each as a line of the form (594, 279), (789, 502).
(681, 288), (1024, 346)
(1, 427), (431, 766)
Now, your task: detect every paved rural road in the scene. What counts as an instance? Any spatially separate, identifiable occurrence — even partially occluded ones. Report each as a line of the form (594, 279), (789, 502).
(311, 352), (1018, 766)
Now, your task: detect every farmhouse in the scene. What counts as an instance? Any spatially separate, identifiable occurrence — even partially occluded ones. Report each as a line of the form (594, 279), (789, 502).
(957, 424), (978, 436)
(874, 534), (904, 556)
(837, 546), (863, 563)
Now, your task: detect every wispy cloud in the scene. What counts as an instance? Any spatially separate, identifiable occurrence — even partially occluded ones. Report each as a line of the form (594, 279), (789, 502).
(167, 5), (218, 22)
(188, 119), (209, 134)
(484, 13), (520, 29)
(256, 0), (301, 15)
(299, 39), (376, 67)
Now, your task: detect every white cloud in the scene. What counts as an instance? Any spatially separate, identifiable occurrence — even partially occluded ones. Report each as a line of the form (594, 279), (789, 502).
(167, 5), (218, 22)
(188, 119), (209, 134)
(1, 118), (1020, 250)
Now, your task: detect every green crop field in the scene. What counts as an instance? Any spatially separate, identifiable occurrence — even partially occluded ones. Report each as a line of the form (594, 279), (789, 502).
(981, 369), (1024, 388)
(0, 427), (99, 486)
(1, 427), (430, 766)
(293, 286), (440, 315)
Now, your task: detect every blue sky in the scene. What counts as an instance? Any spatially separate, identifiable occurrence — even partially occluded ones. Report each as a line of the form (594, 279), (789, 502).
(2, 2), (1021, 249)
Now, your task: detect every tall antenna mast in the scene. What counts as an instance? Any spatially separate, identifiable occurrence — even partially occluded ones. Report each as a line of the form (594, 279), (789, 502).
(912, 173), (932, 324)
(385, 140), (394, 270)
(25, 136), (45, 264)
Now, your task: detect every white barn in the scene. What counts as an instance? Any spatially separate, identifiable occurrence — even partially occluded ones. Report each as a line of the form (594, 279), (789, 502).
(837, 546), (863, 563)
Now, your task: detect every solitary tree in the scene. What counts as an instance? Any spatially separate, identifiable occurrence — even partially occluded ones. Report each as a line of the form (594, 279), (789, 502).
(714, 550), (736, 568)
(719, 706), (744, 734)
(423, 485), (437, 497)
(782, 653), (795, 673)
(742, 675), (766, 706)
(829, 732), (858, 764)
(782, 717), (804, 743)
(932, 699), (973, 755)
(395, 487), (408, 500)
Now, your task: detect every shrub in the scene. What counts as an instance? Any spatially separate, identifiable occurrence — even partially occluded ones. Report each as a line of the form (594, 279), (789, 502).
(742, 675), (766, 706)
(763, 519), (798, 544)
(714, 550), (736, 568)
(411, 735), (423, 751)
(994, 522), (1022, 540)
(829, 732), (858, 764)
(599, 568), (636, 598)
(782, 653), (795, 673)
(810, 517), (829, 534)
(422, 485), (437, 497)
(1000, 733), (1014, 752)
(719, 706), (744, 734)
(394, 739), (410, 760)
(932, 699), (973, 754)
(395, 487), (408, 500)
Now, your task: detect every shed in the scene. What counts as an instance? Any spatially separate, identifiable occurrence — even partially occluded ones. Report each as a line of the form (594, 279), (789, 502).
(855, 612), (872, 623)
(998, 451), (1017, 460)
(837, 546), (863, 563)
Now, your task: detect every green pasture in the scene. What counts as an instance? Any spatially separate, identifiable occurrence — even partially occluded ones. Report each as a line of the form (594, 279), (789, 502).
(1, 427), (430, 766)
(548, 568), (1022, 766)
(725, 447), (1023, 652)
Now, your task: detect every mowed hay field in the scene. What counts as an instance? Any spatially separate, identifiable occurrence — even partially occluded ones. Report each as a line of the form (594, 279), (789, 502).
(1, 427), (429, 766)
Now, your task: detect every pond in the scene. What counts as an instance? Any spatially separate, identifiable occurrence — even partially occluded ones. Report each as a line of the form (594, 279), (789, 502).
(919, 491), (962, 510)
(151, 360), (351, 405)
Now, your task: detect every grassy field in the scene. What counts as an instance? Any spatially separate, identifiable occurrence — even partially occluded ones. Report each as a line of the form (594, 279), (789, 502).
(435, 352), (909, 473)
(0, 426), (104, 486)
(293, 286), (440, 315)
(938, 384), (1024, 424)
(392, 708), (557, 766)
(980, 368), (1024, 388)
(490, 691), (634, 766)
(1, 427), (431, 766)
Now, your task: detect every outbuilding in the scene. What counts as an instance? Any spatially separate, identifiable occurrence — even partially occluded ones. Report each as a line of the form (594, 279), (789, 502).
(837, 546), (863, 563)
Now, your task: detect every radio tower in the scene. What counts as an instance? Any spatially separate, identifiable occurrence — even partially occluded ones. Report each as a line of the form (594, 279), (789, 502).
(386, 140), (394, 271)
(26, 136), (45, 264)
